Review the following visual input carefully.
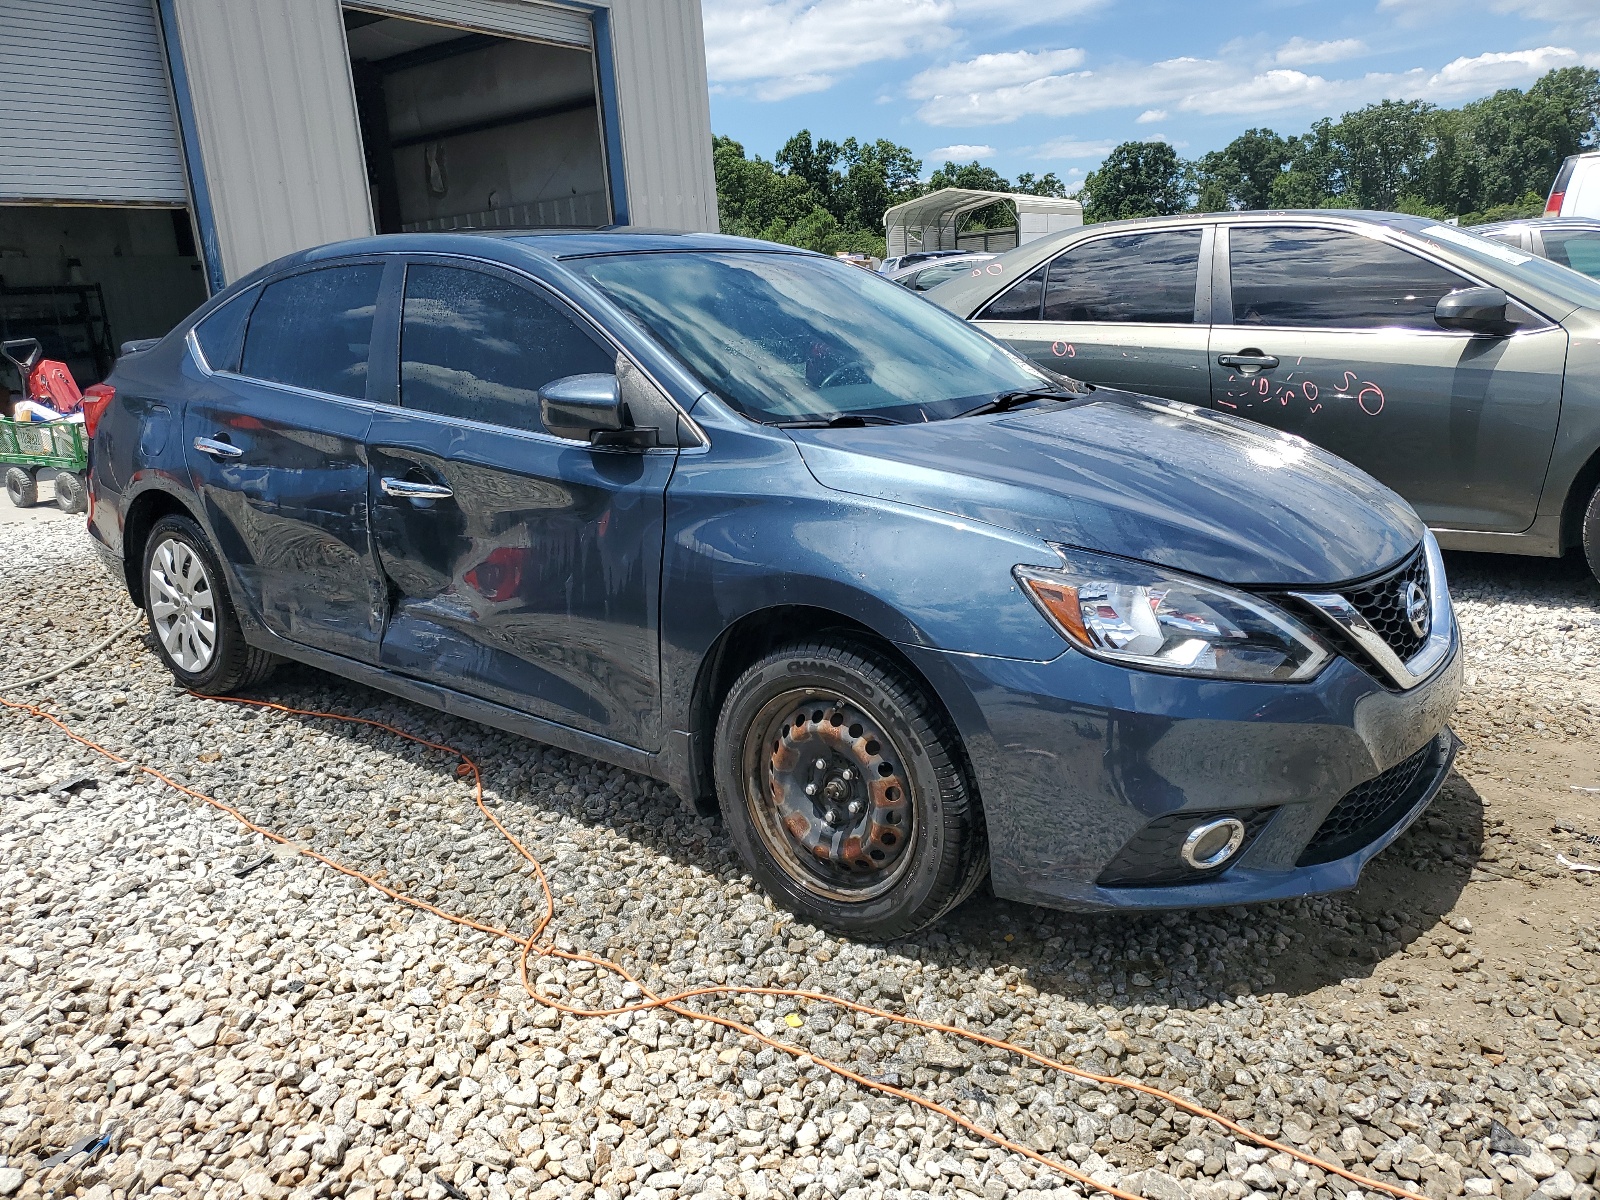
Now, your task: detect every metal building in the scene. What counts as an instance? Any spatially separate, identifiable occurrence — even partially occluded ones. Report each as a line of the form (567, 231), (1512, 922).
(0, 0), (717, 386)
(884, 188), (1083, 258)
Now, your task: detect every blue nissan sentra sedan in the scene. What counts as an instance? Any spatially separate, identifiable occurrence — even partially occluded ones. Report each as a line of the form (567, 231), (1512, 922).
(84, 232), (1461, 939)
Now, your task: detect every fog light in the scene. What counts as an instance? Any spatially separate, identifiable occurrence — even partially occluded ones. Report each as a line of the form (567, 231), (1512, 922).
(1180, 817), (1247, 870)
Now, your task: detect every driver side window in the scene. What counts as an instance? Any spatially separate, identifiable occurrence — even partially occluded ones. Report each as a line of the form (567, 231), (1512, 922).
(399, 264), (615, 432)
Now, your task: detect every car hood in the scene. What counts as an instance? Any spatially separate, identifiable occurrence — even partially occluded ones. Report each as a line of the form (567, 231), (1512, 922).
(788, 390), (1424, 587)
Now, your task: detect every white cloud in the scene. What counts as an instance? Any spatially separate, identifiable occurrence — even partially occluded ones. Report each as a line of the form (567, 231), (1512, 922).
(911, 42), (1599, 125)
(1381, 0), (1600, 36)
(1135, 108), (1167, 123)
(909, 48), (1087, 95)
(702, 0), (951, 99)
(1273, 37), (1368, 66)
(700, 0), (1104, 101)
(1035, 136), (1116, 158)
(927, 143), (997, 159)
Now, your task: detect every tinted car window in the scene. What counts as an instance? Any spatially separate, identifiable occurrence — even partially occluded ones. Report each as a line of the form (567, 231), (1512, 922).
(1542, 228), (1600, 278)
(193, 287), (257, 373)
(977, 262), (1046, 320)
(400, 264), (614, 431)
(1230, 227), (1472, 330)
(240, 265), (383, 399)
(1043, 230), (1202, 324)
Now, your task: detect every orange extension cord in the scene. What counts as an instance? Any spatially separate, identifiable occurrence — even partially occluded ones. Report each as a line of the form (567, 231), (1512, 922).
(0, 690), (1428, 1200)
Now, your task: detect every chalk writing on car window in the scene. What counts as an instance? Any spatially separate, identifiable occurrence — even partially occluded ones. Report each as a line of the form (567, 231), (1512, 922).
(1050, 341), (1076, 358)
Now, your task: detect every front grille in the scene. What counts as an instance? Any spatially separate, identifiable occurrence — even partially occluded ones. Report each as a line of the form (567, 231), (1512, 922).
(1098, 808), (1277, 888)
(1345, 546), (1430, 662)
(1296, 740), (1436, 866)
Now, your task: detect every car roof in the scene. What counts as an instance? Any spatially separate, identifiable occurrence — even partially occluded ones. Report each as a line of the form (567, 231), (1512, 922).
(1471, 216), (1600, 233)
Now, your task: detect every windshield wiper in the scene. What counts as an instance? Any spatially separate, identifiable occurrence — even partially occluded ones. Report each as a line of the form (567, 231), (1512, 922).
(773, 413), (903, 429)
(955, 387), (1084, 419)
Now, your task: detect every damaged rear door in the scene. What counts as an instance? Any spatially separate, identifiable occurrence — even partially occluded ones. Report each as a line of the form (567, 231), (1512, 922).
(366, 257), (676, 749)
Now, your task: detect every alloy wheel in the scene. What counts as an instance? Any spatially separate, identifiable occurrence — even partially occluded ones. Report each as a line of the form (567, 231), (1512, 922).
(147, 536), (219, 673)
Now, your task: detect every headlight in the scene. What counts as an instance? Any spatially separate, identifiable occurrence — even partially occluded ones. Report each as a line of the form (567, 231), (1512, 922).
(1014, 547), (1331, 681)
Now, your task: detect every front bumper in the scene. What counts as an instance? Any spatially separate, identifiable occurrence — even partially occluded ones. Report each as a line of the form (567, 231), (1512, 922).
(905, 630), (1462, 913)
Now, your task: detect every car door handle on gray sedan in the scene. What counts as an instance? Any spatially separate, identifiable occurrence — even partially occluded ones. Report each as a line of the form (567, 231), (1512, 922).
(193, 436), (243, 459)
(380, 476), (454, 501)
(1217, 353), (1280, 372)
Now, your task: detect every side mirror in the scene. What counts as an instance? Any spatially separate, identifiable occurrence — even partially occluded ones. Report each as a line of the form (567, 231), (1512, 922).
(538, 374), (656, 448)
(1435, 286), (1514, 335)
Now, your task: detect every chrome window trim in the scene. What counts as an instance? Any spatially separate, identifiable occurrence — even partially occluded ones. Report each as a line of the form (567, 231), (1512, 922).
(1290, 530), (1455, 690)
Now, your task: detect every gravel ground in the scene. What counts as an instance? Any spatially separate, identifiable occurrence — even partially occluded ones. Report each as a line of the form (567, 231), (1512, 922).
(1, 521), (1599, 1200)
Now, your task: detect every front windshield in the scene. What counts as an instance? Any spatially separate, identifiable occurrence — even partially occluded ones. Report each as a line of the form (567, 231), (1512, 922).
(1411, 223), (1600, 311)
(570, 250), (1058, 424)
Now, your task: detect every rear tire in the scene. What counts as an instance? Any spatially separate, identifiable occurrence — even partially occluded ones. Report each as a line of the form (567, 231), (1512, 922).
(5, 467), (37, 508)
(713, 639), (988, 940)
(53, 470), (86, 514)
(1585, 480), (1600, 587)
(141, 513), (276, 694)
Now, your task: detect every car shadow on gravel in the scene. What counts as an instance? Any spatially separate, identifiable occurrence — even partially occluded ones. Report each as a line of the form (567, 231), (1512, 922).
(234, 658), (1487, 1022)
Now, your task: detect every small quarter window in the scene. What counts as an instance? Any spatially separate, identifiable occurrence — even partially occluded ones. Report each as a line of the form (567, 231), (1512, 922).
(239, 264), (384, 399)
(193, 287), (257, 374)
(399, 264), (615, 432)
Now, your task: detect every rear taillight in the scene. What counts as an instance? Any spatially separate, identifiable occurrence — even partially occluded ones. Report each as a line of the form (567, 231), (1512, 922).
(1545, 191), (1565, 216)
(81, 383), (115, 438)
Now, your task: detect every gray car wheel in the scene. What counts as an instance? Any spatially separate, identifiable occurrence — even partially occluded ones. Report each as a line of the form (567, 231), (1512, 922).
(141, 513), (276, 694)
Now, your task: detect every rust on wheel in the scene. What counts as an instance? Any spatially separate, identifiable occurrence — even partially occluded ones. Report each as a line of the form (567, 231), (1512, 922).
(743, 689), (915, 902)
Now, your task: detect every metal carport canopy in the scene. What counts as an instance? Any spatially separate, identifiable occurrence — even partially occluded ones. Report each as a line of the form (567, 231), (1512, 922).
(884, 187), (1083, 258)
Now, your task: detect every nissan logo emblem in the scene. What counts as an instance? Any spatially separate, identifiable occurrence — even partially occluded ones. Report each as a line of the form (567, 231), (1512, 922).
(1403, 580), (1430, 640)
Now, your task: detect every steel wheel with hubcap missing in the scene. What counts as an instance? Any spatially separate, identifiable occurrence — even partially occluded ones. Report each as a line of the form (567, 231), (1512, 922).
(745, 691), (917, 902)
(148, 536), (218, 672)
(715, 640), (988, 939)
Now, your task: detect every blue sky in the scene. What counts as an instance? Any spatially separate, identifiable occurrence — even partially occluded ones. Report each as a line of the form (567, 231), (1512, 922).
(702, 0), (1600, 189)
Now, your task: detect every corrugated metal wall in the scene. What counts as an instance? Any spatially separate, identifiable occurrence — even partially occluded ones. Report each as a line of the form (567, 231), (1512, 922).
(608, 0), (718, 233)
(347, 0), (591, 47)
(167, 0), (717, 283)
(169, 0), (374, 281)
(0, 0), (188, 205)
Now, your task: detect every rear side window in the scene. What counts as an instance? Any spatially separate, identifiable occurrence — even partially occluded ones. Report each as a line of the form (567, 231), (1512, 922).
(977, 262), (1046, 321)
(1042, 229), (1202, 324)
(399, 264), (614, 432)
(1229, 227), (1472, 330)
(910, 260), (984, 292)
(193, 287), (256, 373)
(240, 265), (383, 399)
(1541, 228), (1600, 279)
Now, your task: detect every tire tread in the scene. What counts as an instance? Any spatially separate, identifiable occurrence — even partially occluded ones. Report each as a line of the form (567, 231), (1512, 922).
(717, 637), (988, 939)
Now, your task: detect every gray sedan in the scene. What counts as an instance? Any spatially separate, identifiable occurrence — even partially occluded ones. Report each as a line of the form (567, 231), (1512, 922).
(930, 211), (1600, 583)
(1472, 216), (1600, 280)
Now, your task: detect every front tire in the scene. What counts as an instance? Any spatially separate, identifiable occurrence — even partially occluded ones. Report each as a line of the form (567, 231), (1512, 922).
(714, 640), (987, 939)
(141, 514), (276, 694)
(1585, 480), (1600, 586)
(5, 467), (37, 508)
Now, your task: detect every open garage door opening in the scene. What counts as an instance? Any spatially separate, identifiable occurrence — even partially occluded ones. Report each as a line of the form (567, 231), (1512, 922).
(344, 7), (612, 234)
(0, 205), (207, 390)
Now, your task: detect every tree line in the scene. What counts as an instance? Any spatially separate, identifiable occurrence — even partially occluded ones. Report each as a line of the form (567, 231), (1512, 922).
(713, 132), (1069, 256)
(714, 67), (1600, 254)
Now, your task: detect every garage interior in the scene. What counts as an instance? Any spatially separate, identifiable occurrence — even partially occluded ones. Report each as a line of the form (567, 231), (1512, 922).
(0, 205), (207, 390)
(344, 8), (612, 234)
